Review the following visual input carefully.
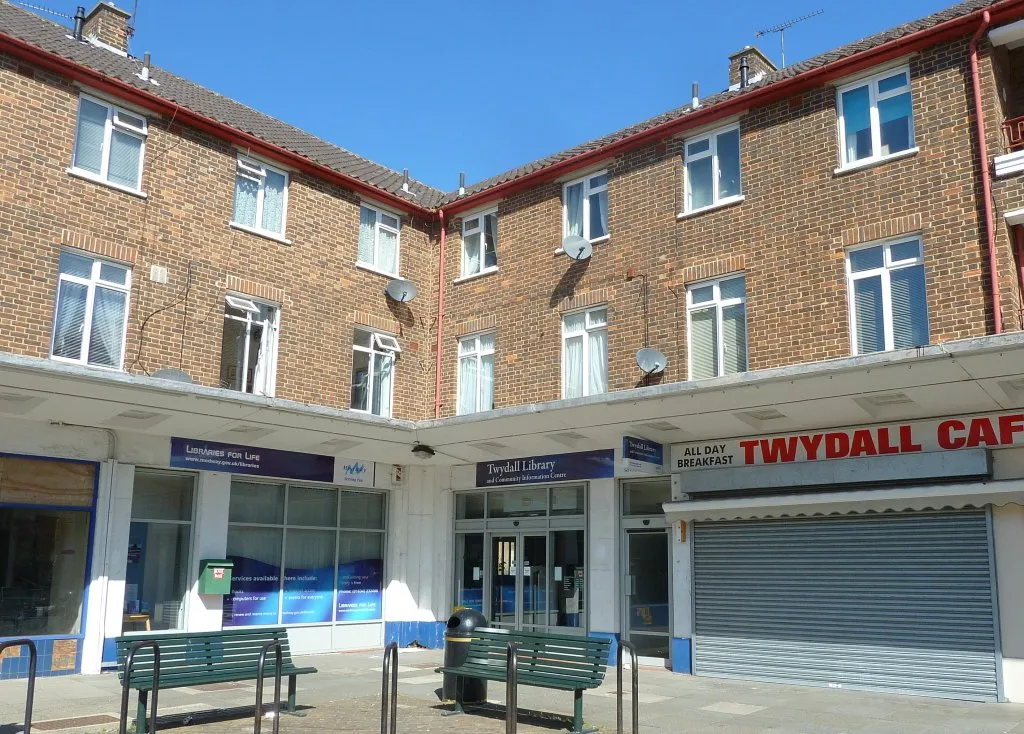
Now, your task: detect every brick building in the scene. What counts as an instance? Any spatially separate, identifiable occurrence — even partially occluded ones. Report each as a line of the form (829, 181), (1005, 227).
(4, 0), (1024, 706)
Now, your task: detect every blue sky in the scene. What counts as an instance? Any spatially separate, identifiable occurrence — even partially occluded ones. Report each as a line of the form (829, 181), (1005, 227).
(56, 0), (952, 189)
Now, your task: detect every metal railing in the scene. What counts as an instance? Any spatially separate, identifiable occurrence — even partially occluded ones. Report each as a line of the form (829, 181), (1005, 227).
(379, 642), (398, 734)
(0, 639), (36, 734)
(254, 640), (283, 734)
(119, 640), (160, 734)
(1002, 114), (1024, 153)
(505, 641), (518, 734)
(616, 640), (639, 734)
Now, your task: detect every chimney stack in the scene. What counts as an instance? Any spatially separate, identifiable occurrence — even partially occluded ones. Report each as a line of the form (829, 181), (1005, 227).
(82, 2), (132, 53)
(728, 46), (776, 88)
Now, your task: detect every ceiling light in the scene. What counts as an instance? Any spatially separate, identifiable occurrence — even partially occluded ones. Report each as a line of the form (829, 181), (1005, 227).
(411, 443), (435, 460)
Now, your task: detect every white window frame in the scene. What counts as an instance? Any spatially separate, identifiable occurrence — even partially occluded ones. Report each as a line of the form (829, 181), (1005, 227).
(358, 203), (402, 276)
(460, 209), (499, 278)
(837, 65), (915, 169)
(846, 237), (928, 355)
(351, 328), (398, 417)
(683, 123), (742, 213)
(686, 275), (747, 379)
(562, 171), (609, 244)
(70, 93), (148, 193)
(50, 251), (132, 370)
(221, 294), (279, 396)
(457, 332), (496, 415)
(231, 155), (290, 238)
(561, 305), (608, 398)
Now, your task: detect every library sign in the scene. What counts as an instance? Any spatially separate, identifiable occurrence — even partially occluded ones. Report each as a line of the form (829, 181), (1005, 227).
(670, 411), (1024, 471)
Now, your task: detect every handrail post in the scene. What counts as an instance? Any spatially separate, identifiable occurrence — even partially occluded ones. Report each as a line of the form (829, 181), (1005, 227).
(505, 641), (517, 734)
(379, 642), (398, 734)
(119, 641), (161, 734)
(616, 640), (639, 734)
(0, 639), (37, 734)
(254, 640), (283, 734)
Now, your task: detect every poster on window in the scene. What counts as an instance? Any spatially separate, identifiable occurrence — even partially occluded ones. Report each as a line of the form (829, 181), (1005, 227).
(282, 564), (334, 624)
(223, 555), (281, 627)
(336, 558), (382, 621)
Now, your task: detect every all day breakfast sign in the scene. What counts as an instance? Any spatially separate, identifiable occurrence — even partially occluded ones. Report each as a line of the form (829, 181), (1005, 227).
(670, 411), (1024, 471)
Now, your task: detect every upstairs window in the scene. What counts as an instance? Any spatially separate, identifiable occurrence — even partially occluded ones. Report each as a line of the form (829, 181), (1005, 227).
(838, 67), (915, 167)
(684, 124), (741, 212)
(351, 329), (399, 417)
(232, 156), (289, 237)
(458, 333), (495, 415)
(847, 238), (929, 355)
(461, 211), (498, 277)
(562, 306), (608, 398)
(687, 275), (747, 380)
(71, 95), (147, 192)
(220, 295), (279, 396)
(358, 204), (401, 276)
(51, 251), (131, 369)
(563, 172), (608, 243)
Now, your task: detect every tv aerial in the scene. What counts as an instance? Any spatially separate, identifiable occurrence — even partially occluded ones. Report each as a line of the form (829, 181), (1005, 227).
(756, 9), (823, 67)
(636, 347), (667, 375)
(561, 235), (593, 261)
(384, 278), (419, 303)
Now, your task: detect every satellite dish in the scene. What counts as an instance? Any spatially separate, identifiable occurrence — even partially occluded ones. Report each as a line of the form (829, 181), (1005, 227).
(561, 235), (592, 261)
(384, 278), (419, 303)
(636, 347), (667, 375)
(153, 368), (194, 384)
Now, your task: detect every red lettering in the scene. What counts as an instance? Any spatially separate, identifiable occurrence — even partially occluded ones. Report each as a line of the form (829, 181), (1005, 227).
(739, 439), (759, 465)
(760, 437), (798, 463)
(967, 417), (999, 448)
(799, 434), (823, 461)
(998, 414), (1024, 445)
(938, 419), (966, 450)
(849, 429), (877, 457)
(824, 432), (850, 459)
(899, 425), (923, 453)
(876, 427), (900, 455)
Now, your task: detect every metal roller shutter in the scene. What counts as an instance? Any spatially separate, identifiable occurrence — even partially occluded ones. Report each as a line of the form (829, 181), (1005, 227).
(692, 511), (999, 701)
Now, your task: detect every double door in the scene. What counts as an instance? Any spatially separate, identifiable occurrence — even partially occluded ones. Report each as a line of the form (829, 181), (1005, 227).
(491, 533), (548, 629)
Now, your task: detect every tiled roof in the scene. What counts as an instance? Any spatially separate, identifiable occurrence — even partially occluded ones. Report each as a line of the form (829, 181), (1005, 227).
(0, 0), (447, 208)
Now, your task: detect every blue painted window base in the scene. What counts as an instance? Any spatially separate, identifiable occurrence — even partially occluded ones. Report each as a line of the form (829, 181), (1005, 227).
(384, 621), (445, 649)
(0, 636), (83, 680)
(671, 637), (692, 674)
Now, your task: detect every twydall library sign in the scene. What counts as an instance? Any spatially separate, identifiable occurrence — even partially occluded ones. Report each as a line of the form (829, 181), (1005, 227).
(670, 411), (1024, 471)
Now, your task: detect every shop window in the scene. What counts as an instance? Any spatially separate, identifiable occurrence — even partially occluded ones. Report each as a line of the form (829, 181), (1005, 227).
(456, 493), (485, 520)
(552, 530), (586, 629)
(351, 329), (398, 417)
(51, 251), (131, 370)
(455, 533), (484, 612)
(220, 295), (279, 396)
(621, 478), (672, 516)
(126, 471), (194, 631)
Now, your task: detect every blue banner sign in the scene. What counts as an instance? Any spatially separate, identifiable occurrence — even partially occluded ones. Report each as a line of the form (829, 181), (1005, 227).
(170, 437), (334, 482)
(622, 436), (664, 475)
(476, 449), (615, 487)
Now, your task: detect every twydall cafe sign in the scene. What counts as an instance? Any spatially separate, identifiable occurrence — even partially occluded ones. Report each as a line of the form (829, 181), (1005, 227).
(670, 411), (1024, 470)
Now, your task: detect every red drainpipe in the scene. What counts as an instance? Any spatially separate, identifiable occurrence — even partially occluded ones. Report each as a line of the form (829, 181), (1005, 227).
(434, 209), (446, 418)
(970, 10), (1002, 334)
(1015, 225), (1024, 328)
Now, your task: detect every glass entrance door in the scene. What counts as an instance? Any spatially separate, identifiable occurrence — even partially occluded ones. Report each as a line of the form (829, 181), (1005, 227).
(624, 530), (670, 660)
(489, 533), (547, 630)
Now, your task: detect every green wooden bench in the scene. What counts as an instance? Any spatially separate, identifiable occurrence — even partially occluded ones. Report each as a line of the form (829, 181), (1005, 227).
(436, 627), (610, 734)
(115, 627), (317, 731)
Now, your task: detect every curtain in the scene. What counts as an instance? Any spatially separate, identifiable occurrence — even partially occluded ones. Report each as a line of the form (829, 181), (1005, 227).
(86, 286), (126, 367)
(588, 328), (608, 395)
(372, 352), (393, 417)
(854, 276), (885, 353)
(565, 182), (584, 238)
(378, 228), (398, 274)
(690, 307), (718, 379)
(483, 214), (498, 269)
(480, 353), (495, 411)
(463, 231), (480, 276)
(108, 129), (142, 188)
(52, 280), (88, 360)
(284, 528), (335, 574)
(589, 189), (607, 239)
(233, 174), (258, 227)
(261, 170), (286, 233)
(722, 303), (747, 374)
(458, 355), (478, 414)
(564, 335), (583, 398)
(73, 98), (106, 174)
(890, 264), (929, 349)
(358, 207), (376, 263)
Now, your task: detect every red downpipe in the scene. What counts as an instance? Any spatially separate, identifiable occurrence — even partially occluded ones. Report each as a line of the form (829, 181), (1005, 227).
(970, 10), (1002, 334)
(434, 209), (446, 418)
(1015, 225), (1024, 328)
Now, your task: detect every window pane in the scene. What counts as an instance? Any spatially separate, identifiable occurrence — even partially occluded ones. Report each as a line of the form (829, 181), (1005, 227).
(108, 129), (142, 188)
(462, 231), (481, 275)
(455, 533), (484, 612)
(228, 480), (285, 524)
(563, 334), (583, 398)
(687, 156), (713, 210)
(854, 276), (886, 354)
(722, 303), (747, 375)
(564, 182), (584, 238)
(563, 313), (585, 334)
(879, 92), (912, 156)
(381, 213), (399, 230)
(336, 532), (383, 621)
(478, 333), (495, 352)
(219, 315), (247, 391)
(622, 478), (671, 515)
(358, 207), (376, 264)
(377, 228), (398, 275)
(891, 264), (929, 350)
(690, 307), (718, 379)
(131, 471), (194, 521)
(464, 217), (479, 231)
(587, 307), (608, 328)
(261, 169), (286, 233)
(716, 128), (741, 200)
(456, 493), (485, 519)
(224, 526), (282, 627)
(849, 246), (884, 272)
(99, 262), (128, 285)
(351, 348), (370, 411)
(73, 98), (107, 175)
(52, 280), (88, 360)
(588, 328), (608, 395)
(842, 85), (873, 162)
(60, 252), (94, 279)
(589, 173), (608, 189)
(551, 485), (584, 515)
(282, 528), (335, 624)
(686, 138), (710, 156)
(488, 488), (547, 518)
(552, 530), (585, 628)
(233, 174), (258, 228)
(483, 214), (498, 268)
(480, 353), (494, 411)
(339, 491), (385, 529)
(589, 189), (608, 240)
(127, 521), (190, 630)
(877, 71), (908, 94)
(86, 286), (126, 367)
(288, 486), (338, 527)
(719, 276), (745, 301)
(458, 355), (478, 414)
(690, 284), (714, 304)
(353, 329), (372, 349)
(244, 320), (265, 394)
(371, 352), (393, 417)
(890, 239), (921, 262)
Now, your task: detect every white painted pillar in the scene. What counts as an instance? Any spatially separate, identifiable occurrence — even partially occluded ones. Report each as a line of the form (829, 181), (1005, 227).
(186, 471), (230, 632)
(91, 462), (137, 668)
(993, 503), (1024, 702)
(587, 478), (617, 634)
(670, 473), (693, 673)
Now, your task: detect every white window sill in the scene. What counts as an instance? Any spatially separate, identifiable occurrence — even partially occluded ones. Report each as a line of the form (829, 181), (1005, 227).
(67, 167), (147, 199)
(454, 267), (499, 284)
(229, 222), (292, 245)
(49, 354), (124, 371)
(834, 147), (919, 176)
(350, 406), (392, 419)
(355, 262), (401, 279)
(554, 234), (609, 255)
(677, 196), (745, 220)
(995, 149), (1024, 178)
